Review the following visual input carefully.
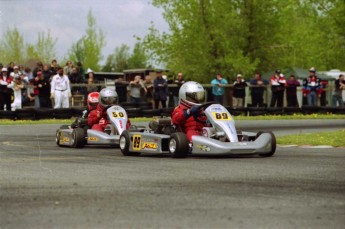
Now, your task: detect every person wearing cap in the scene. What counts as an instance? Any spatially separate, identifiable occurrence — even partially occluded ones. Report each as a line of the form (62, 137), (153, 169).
(332, 74), (345, 107)
(232, 74), (248, 108)
(0, 67), (13, 110)
(8, 73), (25, 111)
(249, 72), (269, 107)
(269, 69), (286, 107)
(50, 67), (72, 108)
(302, 67), (322, 106)
(211, 73), (228, 104)
(153, 69), (168, 109)
(10, 66), (20, 79)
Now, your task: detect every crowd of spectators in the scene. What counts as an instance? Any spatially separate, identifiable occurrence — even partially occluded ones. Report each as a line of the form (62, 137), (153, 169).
(1, 61), (344, 112)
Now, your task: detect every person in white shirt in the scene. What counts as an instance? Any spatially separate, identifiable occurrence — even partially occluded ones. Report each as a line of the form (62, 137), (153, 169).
(50, 67), (71, 108)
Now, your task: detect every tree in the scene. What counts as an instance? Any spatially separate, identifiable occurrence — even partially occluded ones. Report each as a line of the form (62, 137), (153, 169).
(113, 44), (130, 72)
(128, 42), (149, 69)
(68, 9), (105, 72)
(26, 30), (57, 63)
(0, 27), (26, 65)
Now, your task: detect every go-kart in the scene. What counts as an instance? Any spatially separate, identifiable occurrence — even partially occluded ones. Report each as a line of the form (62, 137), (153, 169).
(119, 102), (276, 158)
(56, 105), (129, 148)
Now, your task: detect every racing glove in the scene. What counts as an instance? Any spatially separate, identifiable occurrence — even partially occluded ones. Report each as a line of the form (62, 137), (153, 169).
(183, 105), (199, 118)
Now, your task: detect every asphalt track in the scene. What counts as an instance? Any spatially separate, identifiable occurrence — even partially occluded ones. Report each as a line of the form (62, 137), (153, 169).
(1, 120), (344, 229)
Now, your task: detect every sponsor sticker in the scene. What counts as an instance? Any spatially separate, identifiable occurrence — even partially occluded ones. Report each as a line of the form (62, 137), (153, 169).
(133, 134), (142, 150)
(142, 142), (158, 150)
(196, 145), (211, 152)
(88, 137), (98, 141)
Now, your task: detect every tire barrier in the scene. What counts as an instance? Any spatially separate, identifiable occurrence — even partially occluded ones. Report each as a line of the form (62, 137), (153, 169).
(0, 106), (344, 120)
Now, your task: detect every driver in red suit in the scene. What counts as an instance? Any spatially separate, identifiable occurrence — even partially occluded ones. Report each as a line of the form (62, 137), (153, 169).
(171, 81), (207, 141)
(88, 88), (130, 132)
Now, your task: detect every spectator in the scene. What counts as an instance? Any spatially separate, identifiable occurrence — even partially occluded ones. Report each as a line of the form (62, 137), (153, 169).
(63, 60), (73, 77)
(0, 63), (3, 70)
(35, 71), (52, 108)
(8, 74), (24, 111)
(286, 74), (300, 107)
(24, 67), (33, 81)
(0, 67), (13, 110)
(332, 74), (345, 107)
(10, 65), (20, 79)
(269, 70), (286, 107)
(143, 75), (154, 104)
(129, 75), (145, 103)
(50, 59), (59, 76)
(86, 68), (99, 93)
(50, 67), (71, 108)
(153, 69), (168, 109)
(33, 61), (43, 77)
(26, 79), (36, 106)
(172, 72), (185, 106)
(302, 67), (322, 106)
(250, 72), (269, 107)
(211, 73), (228, 104)
(114, 76), (128, 103)
(69, 67), (83, 95)
(232, 74), (247, 108)
(18, 65), (25, 75)
(76, 61), (85, 82)
(7, 62), (15, 74)
(320, 80), (328, 106)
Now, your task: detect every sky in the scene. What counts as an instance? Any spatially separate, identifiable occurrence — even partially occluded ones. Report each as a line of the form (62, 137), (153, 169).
(0, 0), (169, 64)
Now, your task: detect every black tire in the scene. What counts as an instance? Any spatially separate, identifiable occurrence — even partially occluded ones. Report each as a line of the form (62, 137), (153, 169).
(256, 131), (276, 157)
(71, 128), (86, 148)
(15, 108), (35, 120)
(119, 131), (140, 156)
(169, 132), (189, 158)
(56, 129), (62, 146)
(35, 108), (54, 120)
(0, 110), (15, 120)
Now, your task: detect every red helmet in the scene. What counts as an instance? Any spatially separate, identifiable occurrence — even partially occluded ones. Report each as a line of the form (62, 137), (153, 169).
(87, 92), (99, 110)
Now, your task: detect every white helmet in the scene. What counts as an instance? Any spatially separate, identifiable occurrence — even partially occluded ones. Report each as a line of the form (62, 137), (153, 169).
(99, 88), (118, 108)
(179, 81), (205, 107)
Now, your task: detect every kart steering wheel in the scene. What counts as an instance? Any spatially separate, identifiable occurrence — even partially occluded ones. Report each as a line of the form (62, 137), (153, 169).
(192, 102), (217, 123)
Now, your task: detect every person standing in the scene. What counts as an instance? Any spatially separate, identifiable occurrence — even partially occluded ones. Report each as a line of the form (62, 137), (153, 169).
(269, 70), (286, 107)
(153, 69), (168, 109)
(172, 72), (185, 106)
(232, 74), (247, 108)
(302, 67), (322, 106)
(143, 75), (154, 104)
(8, 74), (24, 111)
(211, 73), (228, 104)
(332, 74), (345, 107)
(250, 72), (269, 107)
(35, 71), (52, 108)
(0, 68), (13, 110)
(286, 74), (300, 107)
(50, 67), (71, 108)
(115, 76), (128, 103)
(129, 75), (145, 103)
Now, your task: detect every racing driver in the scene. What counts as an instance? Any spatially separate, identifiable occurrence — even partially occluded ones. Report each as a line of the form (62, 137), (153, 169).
(171, 81), (208, 141)
(88, 88), (130, 132)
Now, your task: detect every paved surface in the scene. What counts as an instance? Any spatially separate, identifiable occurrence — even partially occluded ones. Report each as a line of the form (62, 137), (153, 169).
(0, 121), (345, 229)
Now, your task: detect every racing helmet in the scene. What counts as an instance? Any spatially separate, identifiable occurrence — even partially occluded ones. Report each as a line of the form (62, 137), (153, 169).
(179, 81), (205, 107)
(99, 88), (118, 108)
(87, 92), (99, 110)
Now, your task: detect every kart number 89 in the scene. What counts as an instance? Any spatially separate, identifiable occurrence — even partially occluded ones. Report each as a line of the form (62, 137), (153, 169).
(112, 112), (125, 118)
(212, 112), (231, 120)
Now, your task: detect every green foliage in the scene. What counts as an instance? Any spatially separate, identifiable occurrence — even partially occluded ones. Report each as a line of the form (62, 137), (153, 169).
(143, 0), (345, 81)
(68, 9), (105, 72)
(128, 42), (148, 69)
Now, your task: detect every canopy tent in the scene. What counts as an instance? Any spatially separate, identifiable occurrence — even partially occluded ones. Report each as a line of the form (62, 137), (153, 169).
(262, 67), (333, 81)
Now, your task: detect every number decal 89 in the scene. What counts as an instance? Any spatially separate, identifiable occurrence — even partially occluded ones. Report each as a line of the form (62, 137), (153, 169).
(211, 112), (231, 120)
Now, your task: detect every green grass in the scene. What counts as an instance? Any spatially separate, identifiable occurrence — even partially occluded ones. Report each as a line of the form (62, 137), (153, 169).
(277, 129), (345, 147)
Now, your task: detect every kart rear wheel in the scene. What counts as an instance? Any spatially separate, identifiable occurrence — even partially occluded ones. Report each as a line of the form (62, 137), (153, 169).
(71, 128), (86, 148)
(257, 131), (276, 157)
(119, 131), (140, 156)
(169, 132), (189, 158)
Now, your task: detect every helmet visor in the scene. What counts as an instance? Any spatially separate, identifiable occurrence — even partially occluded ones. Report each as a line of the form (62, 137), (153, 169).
(185, 91), (205, 104)
(101, 96), (118, 106)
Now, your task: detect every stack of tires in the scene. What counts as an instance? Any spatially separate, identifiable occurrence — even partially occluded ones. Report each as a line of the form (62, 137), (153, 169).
(0, 110), (15, 120)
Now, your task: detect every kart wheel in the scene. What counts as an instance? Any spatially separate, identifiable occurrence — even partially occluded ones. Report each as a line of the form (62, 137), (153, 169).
(56, 130), (62, 146)
(257, 131), (276, 157)
(169, 132), (189, 158)
(119, 131), (140, 156)
(71, 128), (86, 148)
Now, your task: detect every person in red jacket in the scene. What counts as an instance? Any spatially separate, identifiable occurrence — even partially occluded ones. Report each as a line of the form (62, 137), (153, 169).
(171, 81), (207, 142)
(88, 88), (130, 132)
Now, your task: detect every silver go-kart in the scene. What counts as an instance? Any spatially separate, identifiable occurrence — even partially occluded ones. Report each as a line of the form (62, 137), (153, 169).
(56, 105), (128, 148)
(119, 102), (276, 158)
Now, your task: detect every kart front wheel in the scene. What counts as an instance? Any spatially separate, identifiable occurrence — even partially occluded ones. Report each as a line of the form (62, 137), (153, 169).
(169, 132), (189, 158)
(71, 128), (86, 148)
(257, 131), (276, 157)
(119, 131), (140, 156)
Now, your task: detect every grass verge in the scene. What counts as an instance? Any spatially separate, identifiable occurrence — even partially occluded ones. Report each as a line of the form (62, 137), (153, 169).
(277, 129), (345, 147)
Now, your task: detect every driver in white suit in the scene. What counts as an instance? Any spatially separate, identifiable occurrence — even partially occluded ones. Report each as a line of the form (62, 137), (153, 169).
(50, 67), (71, 108)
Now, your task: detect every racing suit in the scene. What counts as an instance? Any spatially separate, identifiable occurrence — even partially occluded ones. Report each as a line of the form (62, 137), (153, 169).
(171, 103), (207, 142)
(88, 104), (131, 132)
